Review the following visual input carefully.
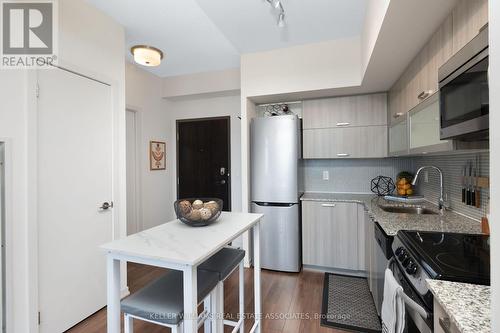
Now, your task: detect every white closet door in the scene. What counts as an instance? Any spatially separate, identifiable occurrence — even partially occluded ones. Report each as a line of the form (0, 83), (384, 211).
(37, 68), (113, 333)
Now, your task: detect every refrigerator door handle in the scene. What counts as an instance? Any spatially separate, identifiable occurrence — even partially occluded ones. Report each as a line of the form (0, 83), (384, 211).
(253, 202), (297, 207)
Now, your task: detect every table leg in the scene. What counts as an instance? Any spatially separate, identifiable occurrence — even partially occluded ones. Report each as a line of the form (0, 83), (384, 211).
(183, 265), (198, 333)
(106, 255), (121, 333)
(253, 221), (261, 333)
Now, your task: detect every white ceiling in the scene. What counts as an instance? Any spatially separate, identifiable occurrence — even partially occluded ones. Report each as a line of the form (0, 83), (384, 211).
(195, 0), (367, 53)
(87, 0), (367, 77)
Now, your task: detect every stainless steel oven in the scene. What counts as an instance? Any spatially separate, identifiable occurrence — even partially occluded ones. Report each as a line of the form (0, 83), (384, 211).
(389, 259), (432, 333)
(439, 26), (488, 140)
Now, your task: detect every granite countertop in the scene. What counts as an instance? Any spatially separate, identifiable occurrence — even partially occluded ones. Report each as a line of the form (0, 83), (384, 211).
(300, 192), (482, 236)
(427, 280), (491, 333)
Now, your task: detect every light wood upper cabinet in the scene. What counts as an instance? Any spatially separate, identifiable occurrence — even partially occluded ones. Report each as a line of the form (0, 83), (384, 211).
(417, 15), (454, 101)
(388, 0), (479, 125)
(303, 93), (387, 129)
(303, 126), (388, 159)
(302, 201), (359, 270)
(452, 0), (488, 53)
(388, 76), (404, 122)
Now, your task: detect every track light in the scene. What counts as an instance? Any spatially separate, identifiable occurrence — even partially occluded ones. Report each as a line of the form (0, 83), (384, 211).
(265, 0), (286, 27)
(278, 13), (285, 27)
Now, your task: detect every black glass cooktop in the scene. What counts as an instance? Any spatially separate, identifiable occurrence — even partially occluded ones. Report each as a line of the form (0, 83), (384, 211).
(399, 231), (490, 285)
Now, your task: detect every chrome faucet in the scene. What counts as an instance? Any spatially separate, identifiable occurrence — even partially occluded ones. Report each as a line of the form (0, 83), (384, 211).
(412, 166), (446, 215)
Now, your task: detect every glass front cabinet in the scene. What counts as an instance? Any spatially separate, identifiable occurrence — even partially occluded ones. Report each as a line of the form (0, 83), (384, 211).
(389, 92), (453, 156)
(389, 114), (408, 156)
(409, 93), (452, 154)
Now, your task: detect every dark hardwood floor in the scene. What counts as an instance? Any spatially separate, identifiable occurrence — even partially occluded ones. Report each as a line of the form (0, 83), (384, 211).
(67, 263), (347, 333)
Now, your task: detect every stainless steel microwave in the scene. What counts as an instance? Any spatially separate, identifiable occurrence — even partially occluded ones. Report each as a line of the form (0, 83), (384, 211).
(439, 26), (488, 140)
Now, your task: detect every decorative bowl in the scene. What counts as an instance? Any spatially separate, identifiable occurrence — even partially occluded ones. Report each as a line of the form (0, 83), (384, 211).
(174, 198), (223, 227)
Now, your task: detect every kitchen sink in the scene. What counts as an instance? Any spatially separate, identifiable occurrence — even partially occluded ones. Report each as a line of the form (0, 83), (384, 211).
(379, 205), (438, 215)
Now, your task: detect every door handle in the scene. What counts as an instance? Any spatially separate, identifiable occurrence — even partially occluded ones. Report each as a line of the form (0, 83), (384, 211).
(99, 201), (113, 210)
(337, 153), (350, 157)
(417, 90), (433, 100)
(336, 122), (350, 127)
(220, 167), (226, 176)
(321, 203), (336, 207)
(393, 112), (404, 119)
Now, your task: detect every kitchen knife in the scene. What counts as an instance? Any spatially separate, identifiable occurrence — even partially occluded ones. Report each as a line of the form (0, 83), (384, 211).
(471, 163), (476, 207)
(462, 166), (466, 203)
(466, 161), (472, 206)
(475, 155), (481, 208)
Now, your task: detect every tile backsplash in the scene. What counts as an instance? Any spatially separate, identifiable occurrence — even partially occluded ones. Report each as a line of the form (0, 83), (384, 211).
(301, 158), (415, 194)
(302, 151), (490, 221)
(413, 152), (489, 221)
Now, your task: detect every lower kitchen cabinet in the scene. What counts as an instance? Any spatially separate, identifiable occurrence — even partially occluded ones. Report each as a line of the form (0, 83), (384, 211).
(302, 201), (359, 270)
(433, 299), (461, 333)
(303, 126), (387, 159)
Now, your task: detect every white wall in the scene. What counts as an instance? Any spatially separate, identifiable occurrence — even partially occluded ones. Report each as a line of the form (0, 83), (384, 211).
(125, 62), (172, 229)
(489, 0), (499, 330)
(163, 68), (240, 99)
(361, 0), (390, 75)
(167, 94), (242, 216)
(0, 0), (126, 331)
(241, 37), (362, 98)
(0, 70), (30, 333)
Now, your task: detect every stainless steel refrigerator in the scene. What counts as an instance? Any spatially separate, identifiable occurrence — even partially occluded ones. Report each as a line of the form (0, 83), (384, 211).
(251, 115), (302, 272)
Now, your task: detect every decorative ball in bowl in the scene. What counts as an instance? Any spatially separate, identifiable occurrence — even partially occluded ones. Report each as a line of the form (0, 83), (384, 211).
(174, 198), (223, 227)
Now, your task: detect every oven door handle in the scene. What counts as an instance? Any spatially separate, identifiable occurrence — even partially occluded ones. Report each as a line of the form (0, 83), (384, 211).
(387, 258), (430, 320)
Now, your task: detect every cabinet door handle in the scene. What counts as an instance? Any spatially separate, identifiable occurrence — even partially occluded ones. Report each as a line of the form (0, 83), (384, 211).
(337, 153), (350, 157)
(321, 203), (336, 207)
(393, 112), (404, 118)
(336, 122), (350, 127)
(418, 90), (433, 100)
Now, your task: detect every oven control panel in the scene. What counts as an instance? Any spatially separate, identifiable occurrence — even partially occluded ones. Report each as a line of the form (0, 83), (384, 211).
(392, 237), (430, 296)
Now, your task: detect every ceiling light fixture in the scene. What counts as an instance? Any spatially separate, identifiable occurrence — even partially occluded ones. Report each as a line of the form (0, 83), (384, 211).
(266, 0), (285, 27)
(130, 45), (164, 67)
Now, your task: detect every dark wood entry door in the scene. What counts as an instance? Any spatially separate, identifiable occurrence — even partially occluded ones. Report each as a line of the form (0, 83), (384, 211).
(177, 117), (231, 211)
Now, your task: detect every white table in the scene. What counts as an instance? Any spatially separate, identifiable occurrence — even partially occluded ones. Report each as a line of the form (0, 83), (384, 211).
(101, 212), (263, 333)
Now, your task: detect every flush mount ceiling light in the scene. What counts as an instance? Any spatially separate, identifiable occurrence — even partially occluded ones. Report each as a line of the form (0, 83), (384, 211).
(130, 45), (164, 67)
(266, 0), (285, 27)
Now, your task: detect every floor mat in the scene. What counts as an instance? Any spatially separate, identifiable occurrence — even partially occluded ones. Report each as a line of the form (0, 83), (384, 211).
(321, 273), (382, 333)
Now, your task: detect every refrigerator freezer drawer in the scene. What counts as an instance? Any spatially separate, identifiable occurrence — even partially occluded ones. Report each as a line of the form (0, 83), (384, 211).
(251, 202), (301, 272)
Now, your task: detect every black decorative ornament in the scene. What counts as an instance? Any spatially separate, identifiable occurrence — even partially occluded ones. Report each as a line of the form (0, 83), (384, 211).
(370, 176), (396, 196)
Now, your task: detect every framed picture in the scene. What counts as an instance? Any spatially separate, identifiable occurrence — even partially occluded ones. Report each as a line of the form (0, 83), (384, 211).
(150, 141), (166, 170)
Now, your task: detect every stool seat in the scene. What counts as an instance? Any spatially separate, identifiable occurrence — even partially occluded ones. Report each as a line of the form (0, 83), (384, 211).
(199, 247), (245, 281)
(121, 270), (219, 326)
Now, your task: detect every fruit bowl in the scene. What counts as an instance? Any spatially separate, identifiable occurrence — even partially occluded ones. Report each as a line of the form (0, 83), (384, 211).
(396, 171), (415, 197)
(174, 198), (223, 227)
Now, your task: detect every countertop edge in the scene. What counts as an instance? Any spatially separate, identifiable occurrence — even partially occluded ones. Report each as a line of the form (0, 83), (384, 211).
(426, 279), (491, 333)
(300, 192), (482, 237)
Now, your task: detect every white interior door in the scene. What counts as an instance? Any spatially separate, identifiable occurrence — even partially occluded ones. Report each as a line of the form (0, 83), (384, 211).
(126, 110), (138, 235)
(37, 68), (113, 333)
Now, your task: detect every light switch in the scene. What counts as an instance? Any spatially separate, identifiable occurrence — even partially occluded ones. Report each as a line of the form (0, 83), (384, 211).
(322, 170), (329, 180)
